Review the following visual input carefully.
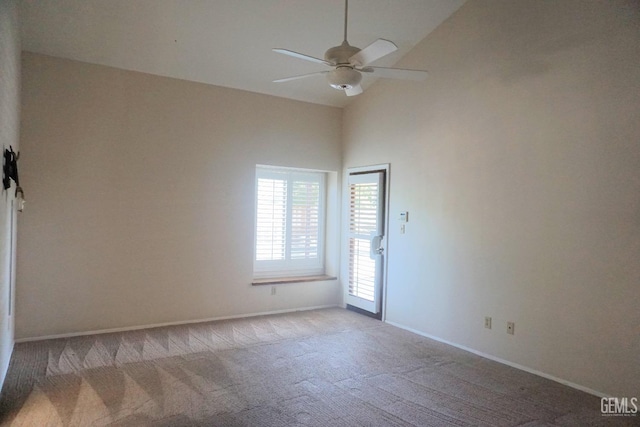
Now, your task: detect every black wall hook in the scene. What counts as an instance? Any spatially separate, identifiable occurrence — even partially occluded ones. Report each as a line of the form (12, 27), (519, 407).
(3, 146), (23, 198)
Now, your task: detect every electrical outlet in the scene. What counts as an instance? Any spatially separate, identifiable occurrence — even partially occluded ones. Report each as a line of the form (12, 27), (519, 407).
(507, 321), (515, 335)
(484, 316), (492, 329)
(271, 286), (276, 296)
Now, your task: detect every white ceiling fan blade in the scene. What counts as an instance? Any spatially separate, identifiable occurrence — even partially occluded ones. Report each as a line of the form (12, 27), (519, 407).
(273, 71), (329, 83)
(345, 84), (363, 96)
(273, 48), (333, 66)
(349, 39), (397, 66)
(361, 66), (428, 81)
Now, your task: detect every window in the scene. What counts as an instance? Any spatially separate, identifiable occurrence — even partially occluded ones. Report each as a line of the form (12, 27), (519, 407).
(254, 166), (326, 278)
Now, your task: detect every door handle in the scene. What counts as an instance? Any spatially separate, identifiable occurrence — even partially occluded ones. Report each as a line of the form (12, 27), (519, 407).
(370, 235), (384, 258)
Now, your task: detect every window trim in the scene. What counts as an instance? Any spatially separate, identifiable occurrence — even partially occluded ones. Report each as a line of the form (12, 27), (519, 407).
(253, 165), (327, 280)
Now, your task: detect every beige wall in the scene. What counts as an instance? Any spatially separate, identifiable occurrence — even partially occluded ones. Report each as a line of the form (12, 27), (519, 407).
(17, 53), (342, 339)
(343, 0), (639, 397)
(0, 0), (20, 389)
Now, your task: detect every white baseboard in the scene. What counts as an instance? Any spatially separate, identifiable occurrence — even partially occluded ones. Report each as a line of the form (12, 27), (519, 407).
(13, 308), (609, 400)
(15, 304), (339, 343)
(385, 320), (607, 399)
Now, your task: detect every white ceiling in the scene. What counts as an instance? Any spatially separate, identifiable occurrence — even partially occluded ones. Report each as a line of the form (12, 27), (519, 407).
(19, 0), (466, 108)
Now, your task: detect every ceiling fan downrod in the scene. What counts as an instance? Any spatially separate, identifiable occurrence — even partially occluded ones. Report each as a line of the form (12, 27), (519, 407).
(343, 0), (349, 43)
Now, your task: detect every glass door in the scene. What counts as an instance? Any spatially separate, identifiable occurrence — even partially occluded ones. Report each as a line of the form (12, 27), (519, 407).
(345, 170), (385, 315)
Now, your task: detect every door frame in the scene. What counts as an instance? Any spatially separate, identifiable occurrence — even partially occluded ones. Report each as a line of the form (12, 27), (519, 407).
(342, 163), (390, 321)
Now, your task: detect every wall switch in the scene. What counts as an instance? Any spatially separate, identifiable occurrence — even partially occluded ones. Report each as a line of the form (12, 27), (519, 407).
(271, 286), (276, 296)
(507, 321), (515, 335)
(400, 224), (406, 234)
(484, 316), (492, 329)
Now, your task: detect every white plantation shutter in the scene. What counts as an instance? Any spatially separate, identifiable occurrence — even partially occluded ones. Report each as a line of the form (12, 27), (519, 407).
(348, 179), (380, 301)
(255, 172), (287, 261)
(254, 166), (325, 278)
(290, 179), (321, 260)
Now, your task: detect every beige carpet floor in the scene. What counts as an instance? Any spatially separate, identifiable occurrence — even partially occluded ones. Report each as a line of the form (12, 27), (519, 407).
(0, 308), (634, 426)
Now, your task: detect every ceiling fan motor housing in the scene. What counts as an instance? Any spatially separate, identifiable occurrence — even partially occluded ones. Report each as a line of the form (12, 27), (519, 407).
(324, 41), (360, 65)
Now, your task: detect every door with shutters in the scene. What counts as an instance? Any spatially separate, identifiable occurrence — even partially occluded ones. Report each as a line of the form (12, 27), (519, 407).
(345, 166), (387, 317)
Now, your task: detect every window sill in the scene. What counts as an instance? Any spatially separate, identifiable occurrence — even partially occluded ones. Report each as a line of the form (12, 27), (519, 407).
(252, 275), (337, 286)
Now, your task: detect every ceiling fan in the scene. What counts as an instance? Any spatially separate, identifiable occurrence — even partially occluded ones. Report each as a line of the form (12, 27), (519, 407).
(272, 0), (428, 96)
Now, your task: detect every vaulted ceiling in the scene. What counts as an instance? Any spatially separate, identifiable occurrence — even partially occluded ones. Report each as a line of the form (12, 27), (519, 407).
(19, 0), (466, 107)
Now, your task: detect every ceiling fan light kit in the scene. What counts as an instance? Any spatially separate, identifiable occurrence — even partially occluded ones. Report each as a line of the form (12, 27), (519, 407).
(327, 67), (362, 90)
(272, 0), (428, 97)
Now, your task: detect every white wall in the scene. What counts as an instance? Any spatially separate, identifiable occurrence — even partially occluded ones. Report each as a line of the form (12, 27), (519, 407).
(17, 53), (342, 339)
(343, 0), (640, 397)
(0, 0), (20, 390)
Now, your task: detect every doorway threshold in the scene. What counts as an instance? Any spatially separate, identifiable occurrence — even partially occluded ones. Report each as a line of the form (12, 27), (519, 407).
(346, 304), (382, 320)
